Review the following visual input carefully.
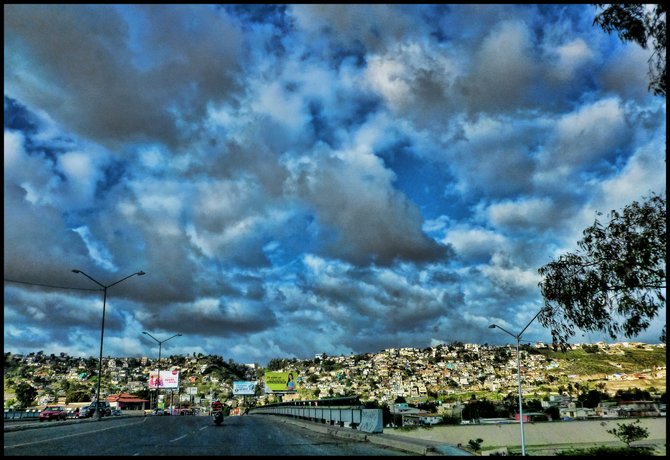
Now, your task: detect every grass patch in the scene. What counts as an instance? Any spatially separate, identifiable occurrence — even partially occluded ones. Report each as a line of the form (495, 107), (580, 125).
(555, 446), (656, 456)
(533, 347), (666, 376)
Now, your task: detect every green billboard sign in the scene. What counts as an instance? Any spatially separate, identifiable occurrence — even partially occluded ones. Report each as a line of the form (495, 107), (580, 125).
(264, 371), (298, 393)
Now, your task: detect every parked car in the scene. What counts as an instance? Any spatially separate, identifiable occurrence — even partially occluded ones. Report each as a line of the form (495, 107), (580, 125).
(89, 401), (112, 417)
(150, 409), (164, 416)
(79, 401), (112, 418)
(78, 406), (94, 418)
(39, 406), (67, 422)
(111, 409), (122, 416)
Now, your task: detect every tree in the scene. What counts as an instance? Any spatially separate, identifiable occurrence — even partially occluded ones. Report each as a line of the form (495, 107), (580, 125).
(538, 193), (666, 349)
(468, 438), (484, 453)
(15, 382), (38, 408)
(578, 389), (608, 409)
(606, 419), (649, 447)
(593, 4), (666, 96)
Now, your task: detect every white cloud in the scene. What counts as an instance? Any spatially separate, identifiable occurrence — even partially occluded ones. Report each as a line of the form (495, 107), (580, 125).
(72, 226), (118, 272)
(3, 5), (666, 364)
(549, 38), (595, 82)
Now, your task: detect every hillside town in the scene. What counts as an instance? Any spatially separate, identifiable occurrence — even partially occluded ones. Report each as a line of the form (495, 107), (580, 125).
(4, 341), (665, 423)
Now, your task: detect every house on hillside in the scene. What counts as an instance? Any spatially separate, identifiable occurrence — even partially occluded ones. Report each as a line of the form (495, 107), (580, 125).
(595, 401), (620, 418)
(559, 404), (596, 420)
(515, 412), (552, 422)
(617, 400), (662, 418)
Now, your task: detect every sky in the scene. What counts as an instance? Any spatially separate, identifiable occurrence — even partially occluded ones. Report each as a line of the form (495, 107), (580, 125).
(4, 4), (666, 366)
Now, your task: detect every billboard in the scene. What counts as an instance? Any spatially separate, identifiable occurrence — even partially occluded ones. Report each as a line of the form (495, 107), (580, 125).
(264, 371), (298, 393)
(148, 370), (180, 389)
(233, 381), (258, 395)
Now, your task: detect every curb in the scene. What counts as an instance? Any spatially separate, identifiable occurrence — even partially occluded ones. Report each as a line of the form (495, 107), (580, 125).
(4, 415), (129, 433)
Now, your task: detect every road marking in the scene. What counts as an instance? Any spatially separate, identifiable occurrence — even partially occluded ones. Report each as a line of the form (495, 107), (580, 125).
(4, 418), (148, 449)
(199, 426), (208, 431)
(170, 434), (188, 442)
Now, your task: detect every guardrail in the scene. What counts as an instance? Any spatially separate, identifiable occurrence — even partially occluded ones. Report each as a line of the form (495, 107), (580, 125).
(4, 409), (83, 420)
(4, 410), (41, 420)
(248, 398), (383, 433)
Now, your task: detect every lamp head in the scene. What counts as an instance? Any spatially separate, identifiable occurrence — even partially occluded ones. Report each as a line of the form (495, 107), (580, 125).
(72, 269), (81, 273)
(142, 331), (148, 335)
(489, 324), (497, 329)
(137, 271), (146, 276)
(177, 333), (183, 336)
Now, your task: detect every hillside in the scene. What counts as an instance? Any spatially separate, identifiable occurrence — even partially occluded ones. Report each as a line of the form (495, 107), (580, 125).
(4, 341), (666, 410)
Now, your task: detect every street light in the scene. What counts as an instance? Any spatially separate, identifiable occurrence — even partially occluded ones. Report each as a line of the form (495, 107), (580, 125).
(142, 331), (182, 412)
(72, 269), (145, 420)
(489, 307), (547, 456)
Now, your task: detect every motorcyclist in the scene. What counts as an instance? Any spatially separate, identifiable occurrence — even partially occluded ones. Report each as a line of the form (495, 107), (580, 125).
(211, 399), (224, 425)
(212, 399), (223, 413)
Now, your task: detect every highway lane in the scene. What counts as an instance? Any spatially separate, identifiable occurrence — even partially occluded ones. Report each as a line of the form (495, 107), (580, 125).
(4, 414), (410, 456)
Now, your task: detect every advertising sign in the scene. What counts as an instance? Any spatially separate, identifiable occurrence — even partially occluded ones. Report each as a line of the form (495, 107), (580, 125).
(264, 371), (298, 393)
(148, 370), (180, 389)
(233, 381), (258, 395)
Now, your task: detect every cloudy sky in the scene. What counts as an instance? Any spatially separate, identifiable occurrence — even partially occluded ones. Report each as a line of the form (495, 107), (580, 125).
(4, 5), (666, 366)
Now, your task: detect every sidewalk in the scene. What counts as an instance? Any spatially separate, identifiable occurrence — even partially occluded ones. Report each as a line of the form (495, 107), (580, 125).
(382, 417), (667, 455)
(276, 417), (474, 456)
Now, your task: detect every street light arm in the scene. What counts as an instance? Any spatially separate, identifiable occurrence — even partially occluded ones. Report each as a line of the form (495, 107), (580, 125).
(73, 269), (145, 289)
(163, 333), (183, 344)
(143, 331), (182, 345)
(142, 331), (160, 344)
(518, 307), (547, 338)
(490, 324), (517, 340)
(107, 271), (145, 289)
(72, 269), (106, 288)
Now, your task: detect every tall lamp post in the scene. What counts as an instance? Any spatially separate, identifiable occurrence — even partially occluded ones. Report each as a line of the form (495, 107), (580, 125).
(489, 307), (547, 456)
(142, 331), (182, 413)
(72, 269), (145, 420)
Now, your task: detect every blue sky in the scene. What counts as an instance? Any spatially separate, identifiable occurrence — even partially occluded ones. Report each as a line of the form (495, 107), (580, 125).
(4, 5), (666, 366)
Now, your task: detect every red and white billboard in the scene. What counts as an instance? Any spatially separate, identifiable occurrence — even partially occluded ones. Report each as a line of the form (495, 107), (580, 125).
(148, 370), (180, 389)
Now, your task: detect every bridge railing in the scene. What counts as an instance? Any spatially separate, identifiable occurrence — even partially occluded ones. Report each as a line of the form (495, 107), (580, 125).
(248, 400), (383, 433)
(4, 409), (41, 420)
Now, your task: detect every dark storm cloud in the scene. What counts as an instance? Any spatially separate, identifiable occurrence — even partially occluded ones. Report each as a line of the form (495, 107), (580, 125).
(4, 5), (665, 364)
(4, 4), (245, 149)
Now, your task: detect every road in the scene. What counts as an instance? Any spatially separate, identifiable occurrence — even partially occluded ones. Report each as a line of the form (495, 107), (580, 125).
(4, 414), (411, 456)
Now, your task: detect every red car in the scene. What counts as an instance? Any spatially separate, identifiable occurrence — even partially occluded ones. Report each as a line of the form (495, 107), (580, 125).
(39, 406), (67, 422)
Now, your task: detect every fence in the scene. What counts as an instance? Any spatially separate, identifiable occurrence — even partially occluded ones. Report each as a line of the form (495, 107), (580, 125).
(4, 410), (41, 420)
(249, 398), (383, 433)
(4, 409), (81, 420)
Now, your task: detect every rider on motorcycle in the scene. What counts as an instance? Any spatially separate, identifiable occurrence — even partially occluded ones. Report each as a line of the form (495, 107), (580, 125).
(211, 399), (224, 425)
(212, 399), (223, 414)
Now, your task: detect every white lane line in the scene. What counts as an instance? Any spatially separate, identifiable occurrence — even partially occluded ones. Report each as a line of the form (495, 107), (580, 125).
(199, 426), (208, 431)
(170, 434), (188, 443)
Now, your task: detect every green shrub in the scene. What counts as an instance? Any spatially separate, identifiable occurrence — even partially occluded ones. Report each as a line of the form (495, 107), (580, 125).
(556, 446), (654, 456)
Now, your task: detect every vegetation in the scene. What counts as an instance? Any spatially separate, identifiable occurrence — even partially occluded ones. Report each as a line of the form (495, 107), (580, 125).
(14, 382), (37, 408)
(538, 193), (666, 349)
(468, 438), (484, 453)
(593, 4), (666, 96)
(556, 445), (655, 456)
(606, 419), (650, 447)
(533, 346), (666, 375)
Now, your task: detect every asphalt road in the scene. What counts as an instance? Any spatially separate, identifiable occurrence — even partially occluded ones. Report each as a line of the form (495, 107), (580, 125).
(4, 414), (412, 456)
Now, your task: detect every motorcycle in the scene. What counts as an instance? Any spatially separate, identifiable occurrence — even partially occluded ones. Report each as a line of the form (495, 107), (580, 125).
(212, 410), (224, 426)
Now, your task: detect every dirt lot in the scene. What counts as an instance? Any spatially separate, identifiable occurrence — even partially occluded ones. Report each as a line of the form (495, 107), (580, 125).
(386, 417), (667, 455)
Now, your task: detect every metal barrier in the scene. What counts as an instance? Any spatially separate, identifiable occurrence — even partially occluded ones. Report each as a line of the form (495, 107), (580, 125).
(4, 410), (40, 420)
(249, 402), (384, 433)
